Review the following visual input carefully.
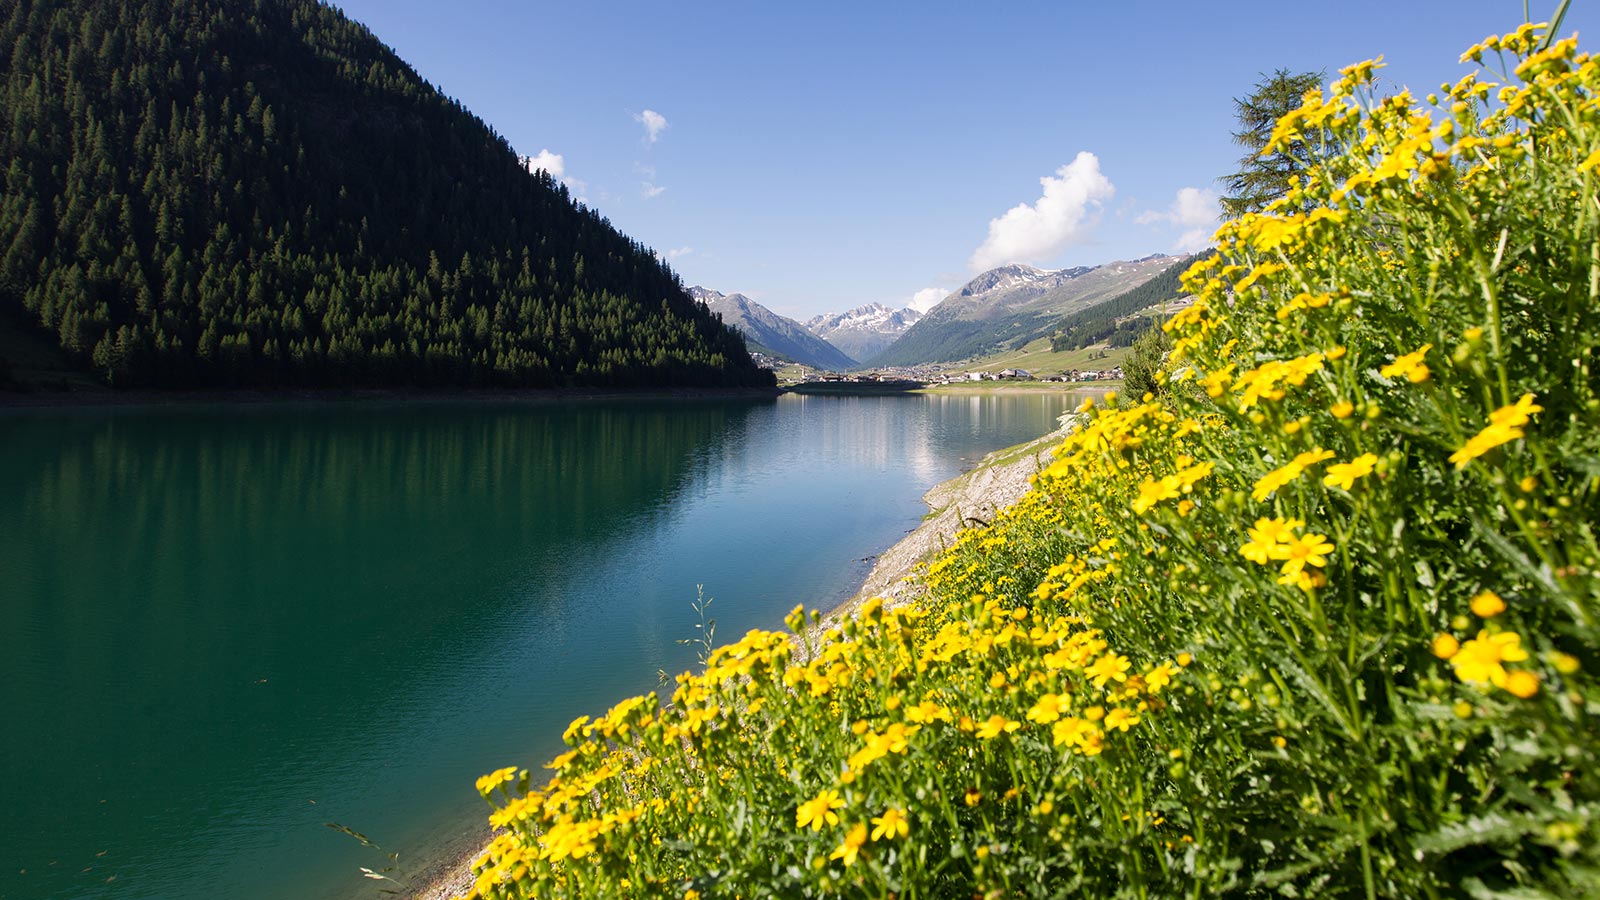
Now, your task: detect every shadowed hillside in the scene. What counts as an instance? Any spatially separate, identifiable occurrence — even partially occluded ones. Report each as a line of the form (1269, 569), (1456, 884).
(0, 0), (773, 390)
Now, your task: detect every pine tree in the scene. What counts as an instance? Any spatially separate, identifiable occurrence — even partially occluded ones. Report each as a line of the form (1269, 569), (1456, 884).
(1219, 69), (1326, 218)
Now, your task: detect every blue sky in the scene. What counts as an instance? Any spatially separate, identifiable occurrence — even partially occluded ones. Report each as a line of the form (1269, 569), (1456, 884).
(333, 0), (1593, 320)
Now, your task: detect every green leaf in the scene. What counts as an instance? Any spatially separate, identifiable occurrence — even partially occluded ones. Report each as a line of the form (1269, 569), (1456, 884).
(1413, 813), (1535, 855)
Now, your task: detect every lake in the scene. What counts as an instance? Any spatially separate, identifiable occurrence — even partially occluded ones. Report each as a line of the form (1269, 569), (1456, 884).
(0, 390), (1091, 900)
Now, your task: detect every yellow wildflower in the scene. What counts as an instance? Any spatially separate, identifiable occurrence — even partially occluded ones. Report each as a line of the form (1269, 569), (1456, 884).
(1449, 394), (1543, 468)
(829, 823), (868, 867)
(1234, 261), (1284, 291)
(1132, 475), (1182, 514)
(1323, 453), (1378, 490)
(1276, 291), (1334, 321)
(562, 715), (591, 743)
(1450, 630), (1529, 687)
(796, 789), (846, 831)
(1144, 663), (1175, 693)
(1202, 366), (1234, 398)
(1176, 461), (1214, 489)
(1253, 461), (1304, 501)
(904, 700), (950, 724)
(1026, 693), (1070, 724)
(975, 715), (1022, 740)
(1087, 653), (1132, 688)
(1104, 707), (1140, 732)
(870, 807), (909, 841)
(1240, 517), (1304, 564)
(1293, 447), (1336, 468)
(1278, 532), (1334, 577)
(1503, 670), (1540, 699)
(1470, 590), (1506, 618)
(1050, 716), (1098, 750)
(1432, 633), (1460, 659)
(1380, 344), (1432, 383)
(475, 766), (519, 797)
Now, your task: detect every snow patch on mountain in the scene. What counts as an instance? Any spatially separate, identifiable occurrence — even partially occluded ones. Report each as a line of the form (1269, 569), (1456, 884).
(805, 303), (924, 364)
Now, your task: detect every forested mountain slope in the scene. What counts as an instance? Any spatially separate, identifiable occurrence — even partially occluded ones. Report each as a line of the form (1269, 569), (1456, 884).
(1048, 253), (1202, 352)
(0, 0), (772, 389)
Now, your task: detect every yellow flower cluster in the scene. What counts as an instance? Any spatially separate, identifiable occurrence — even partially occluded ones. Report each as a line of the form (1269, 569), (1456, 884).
(458, 24), (1600, 900)
(1232, 353), (1325, 412)
(1449, 393), (1543, 468)
(1237, 517), (1334, 590)
(462, 588), (1179, 898)
(1251, 447), (1335, 501)
(1379, 344), (1432, 383)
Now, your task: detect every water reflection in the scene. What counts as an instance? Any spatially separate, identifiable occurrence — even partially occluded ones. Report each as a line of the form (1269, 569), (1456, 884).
(0, 392), (1086, 900)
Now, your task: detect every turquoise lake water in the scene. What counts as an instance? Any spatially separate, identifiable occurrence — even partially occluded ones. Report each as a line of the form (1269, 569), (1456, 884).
(0, 391), (1090, 900)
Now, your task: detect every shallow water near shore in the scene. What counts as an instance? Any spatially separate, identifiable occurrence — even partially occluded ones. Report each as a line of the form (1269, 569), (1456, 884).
(0, 391), (1089, 900)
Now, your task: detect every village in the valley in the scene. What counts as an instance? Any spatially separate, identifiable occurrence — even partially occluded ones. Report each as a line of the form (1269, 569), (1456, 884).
(758, 357), (1124, 387)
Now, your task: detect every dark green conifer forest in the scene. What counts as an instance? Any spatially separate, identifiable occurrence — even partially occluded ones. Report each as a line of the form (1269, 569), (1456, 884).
(1048, 254), (1201, 352)
(0, 0), (774, 389)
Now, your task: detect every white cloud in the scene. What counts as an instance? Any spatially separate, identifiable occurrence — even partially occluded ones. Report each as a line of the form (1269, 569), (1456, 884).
(1136, 186), (1219, 228)
(635, 109), (668, 143)
(641, 182), (666, 199)
(969, 152), (1114, 272)
(666, 246), (693, 260)
(908, 287), (946, 313)
(1136, 187), (1219, 253)
(523, 148), (565, 179)
(1173, 227), (1212, 253)
(522, 149), (587, 201)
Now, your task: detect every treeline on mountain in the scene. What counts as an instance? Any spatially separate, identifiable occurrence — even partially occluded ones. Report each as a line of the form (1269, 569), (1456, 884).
(869, 314), (1042, 367)
(1048, 254), (1203, 352)
(0, 0), (772, 389)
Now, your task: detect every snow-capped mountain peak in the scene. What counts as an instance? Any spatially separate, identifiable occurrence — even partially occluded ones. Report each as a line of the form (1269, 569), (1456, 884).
(688, 285), (727, 305)
(805, 302), (923, 364)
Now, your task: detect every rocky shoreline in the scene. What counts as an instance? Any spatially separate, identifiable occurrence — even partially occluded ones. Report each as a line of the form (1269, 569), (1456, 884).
(403, 418), (1074, 900)
(824, 420), (1071, 622)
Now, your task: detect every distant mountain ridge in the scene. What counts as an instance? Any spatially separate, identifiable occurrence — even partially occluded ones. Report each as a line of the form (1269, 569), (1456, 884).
(871, 255), (1184, 366)
(689, 287), (858, 371)
(805, 303), (922, 363)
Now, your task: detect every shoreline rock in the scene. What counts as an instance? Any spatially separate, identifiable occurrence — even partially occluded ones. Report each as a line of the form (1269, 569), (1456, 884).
(823, 421), (1069, 623)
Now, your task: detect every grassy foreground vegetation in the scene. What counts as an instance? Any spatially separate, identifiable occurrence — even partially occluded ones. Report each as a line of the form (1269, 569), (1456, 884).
(462, 26), (1599, 898)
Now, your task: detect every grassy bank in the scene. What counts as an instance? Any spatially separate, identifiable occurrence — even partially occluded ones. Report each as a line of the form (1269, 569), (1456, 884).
(455, 27), (1600, 900)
